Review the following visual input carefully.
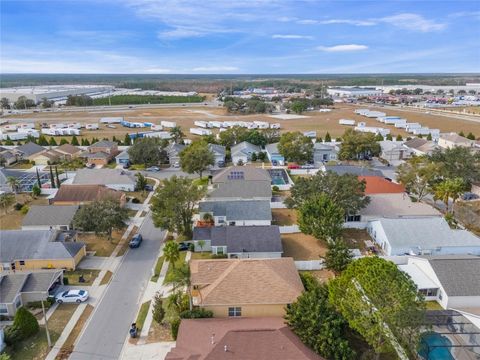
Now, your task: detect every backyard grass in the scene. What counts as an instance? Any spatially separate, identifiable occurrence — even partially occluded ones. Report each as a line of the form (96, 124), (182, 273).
(126, 191), (148, 203)
(130, 164), (146, 170)
(426, 301), (443, 310)
(100, 270), (113, 285)
(151, 255), (165, 282)
(0, 195), (50, 230)
(103, 161), (118, 169)
(281, 233), (328, 260)
(135, 301), (152, 331)
(342, 228), (372, 253)
(164, 252), (187, 283)
(8, 304), (76, 360)
(10, 162), (34, 169)
(63, 269), (100, 286)
(190, 252), (213, 260)
(271, 208), (297, 226)
(77, 230), (125, 257)
(55, 304), (94, 360)
(300, 270), (335, 283)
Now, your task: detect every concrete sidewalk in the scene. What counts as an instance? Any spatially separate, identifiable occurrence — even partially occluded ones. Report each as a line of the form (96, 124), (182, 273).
(122, 341), (175, 360)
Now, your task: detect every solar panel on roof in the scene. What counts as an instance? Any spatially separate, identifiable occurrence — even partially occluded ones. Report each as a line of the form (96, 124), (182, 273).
(227, 171), (244, 180)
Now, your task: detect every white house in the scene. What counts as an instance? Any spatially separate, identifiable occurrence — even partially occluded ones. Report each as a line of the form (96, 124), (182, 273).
(379, 141), (413, 162)
(399, 255), (480, 309)
(313, 142), (339, 165)
(231, 141), (261, 165)
(208, 144), (226, 167)
(367, 217), (480, 256)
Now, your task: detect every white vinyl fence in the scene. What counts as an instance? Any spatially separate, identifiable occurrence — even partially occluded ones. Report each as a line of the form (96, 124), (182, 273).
(279, 225), (300, 234)
(295, 260), (325, 271)
(270, 201), (287, 209)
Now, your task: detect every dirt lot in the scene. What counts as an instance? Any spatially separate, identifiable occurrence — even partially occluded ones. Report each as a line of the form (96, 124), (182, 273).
(342, 228), (372, 252)
(281, 233), (327, 260)
(272, 208), (297, 226)
(0, 194), (49, 230)
(5, 102), (479, 142)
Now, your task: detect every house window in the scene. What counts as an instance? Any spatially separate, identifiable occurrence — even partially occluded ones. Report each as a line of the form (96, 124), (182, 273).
(438, 291), (442, 300)
(228, 307), (242, 317)
(15, 296), (22, 309)
(19, 260), (25, 266)
(217, 247), (224, 255)
(345, 214), (361, 222)
(419, 288), (438, 297)
(0, 304), (8, 314)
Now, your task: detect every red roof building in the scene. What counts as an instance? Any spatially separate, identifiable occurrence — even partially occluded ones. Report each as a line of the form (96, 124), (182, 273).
(359, 176), (405, 195)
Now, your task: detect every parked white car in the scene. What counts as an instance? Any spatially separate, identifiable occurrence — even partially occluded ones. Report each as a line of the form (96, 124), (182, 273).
(55, 289), (89, 304)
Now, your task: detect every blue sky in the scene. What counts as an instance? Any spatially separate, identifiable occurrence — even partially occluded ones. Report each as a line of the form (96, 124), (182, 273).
(1, 0), (479, 74)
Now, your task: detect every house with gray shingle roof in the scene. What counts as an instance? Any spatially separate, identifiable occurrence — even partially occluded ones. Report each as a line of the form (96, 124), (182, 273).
(199, 200), (272, 226)
(231, 141), (261, 165)
(14, 142), (46, 159)
(73, 168), (136, 191)
(0, 270), (63, 317)
(22, 205), (79, 230)
(208, 180), (272, 201)
(399, 255), (480, 309)
(0, 230), (86, 271)
(192, 225), (282, 258)
(367, 217), (480, 256)
(208, 143), (226, 167)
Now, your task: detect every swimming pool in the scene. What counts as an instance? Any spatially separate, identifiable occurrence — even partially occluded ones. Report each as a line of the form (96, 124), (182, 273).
(418, 333), (454, 360)
(268, 169), (289, 185)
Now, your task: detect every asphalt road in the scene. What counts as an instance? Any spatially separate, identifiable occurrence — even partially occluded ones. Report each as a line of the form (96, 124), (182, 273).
(70, 215), (165, 360)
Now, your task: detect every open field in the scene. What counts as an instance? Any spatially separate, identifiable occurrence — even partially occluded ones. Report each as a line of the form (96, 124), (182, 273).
(4, 102), (479, 143)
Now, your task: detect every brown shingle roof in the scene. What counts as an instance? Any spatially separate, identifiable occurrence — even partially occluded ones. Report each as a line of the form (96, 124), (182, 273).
(166, 317), (324, 360)
(190, 258), (303, 306)
(52, 184), (123, 204)
(56, 144), (82, 155)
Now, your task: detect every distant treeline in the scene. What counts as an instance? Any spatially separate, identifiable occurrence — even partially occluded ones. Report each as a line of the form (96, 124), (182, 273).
(2, 73), (480, 93)
(92, 95), (205, 106)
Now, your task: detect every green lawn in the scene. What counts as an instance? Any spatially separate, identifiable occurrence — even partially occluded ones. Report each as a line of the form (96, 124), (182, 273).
(63, 269), (100, 286)
(193, 178), (209, 186)
(8, 304), (76, 360)
(190, 252), (213, 260)
(130, 164), (145, 170)
(103, 162), (118, 169)
(426, 301), (443, 310)
(151, 256), (165, 282)
(135, 301), (151, 330)
(164, 252), (187, 283)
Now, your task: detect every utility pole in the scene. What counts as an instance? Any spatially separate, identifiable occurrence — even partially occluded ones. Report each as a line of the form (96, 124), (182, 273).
(41, 300), (52, 348)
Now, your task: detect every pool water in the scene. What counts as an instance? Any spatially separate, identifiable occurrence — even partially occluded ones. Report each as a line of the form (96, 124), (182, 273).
(272, 177), (286, 185)
(418, 333), (454, 360)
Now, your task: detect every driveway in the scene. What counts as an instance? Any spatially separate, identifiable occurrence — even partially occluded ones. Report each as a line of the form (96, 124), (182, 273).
(140, 169), (198, 180)
(70, 215), (165, 360)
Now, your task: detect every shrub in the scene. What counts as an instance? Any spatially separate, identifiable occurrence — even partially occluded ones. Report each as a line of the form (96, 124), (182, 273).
(188, 243), (194, 251)
(4, 325), (23, 346)
(12, 307), (39, 339)
(272, 185), (280, 192)
(131, 197), (141, 204)
(20, 205), (29, 215)
(63, 277), (69, 285)
(0, 352), (12, 360)
(211, 254), (228, 259)
(171, 319), (181, 340)
(179, 308), (213, 319)
(152, 294), (165, 324)
(14, 203), (23, 211)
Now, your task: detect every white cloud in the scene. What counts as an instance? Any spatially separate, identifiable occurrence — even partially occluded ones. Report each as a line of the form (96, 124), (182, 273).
(272, 34), (314, 40)
(157, 28), (204, 39)
(192, 66), (239, 72)
(319, 19), (376, 26)
(380, 13), (446, 32)
(297, 19), (318, 25)
(316, 44), (368, 52)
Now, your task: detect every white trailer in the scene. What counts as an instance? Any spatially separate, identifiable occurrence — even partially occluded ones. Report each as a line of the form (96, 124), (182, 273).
(3, 124), (18, 131)
(394, 121), (408, 128)
(383, 118), (405, 125)
(208, 121), (223, 128)
(246, 122), (258, 129)
(85, 123), (99, 130)
(49, 123), (66, 129)
(100, 117), (123, 123)
(161, 121), (177, 128)
(150, 124), (163, 131)
(339, 119), (355, 126)
(270, 123), (281, 129)
(354, 109), (370, 115)
(194, 121), (210, 128)
(303, 131), (317, 138)
(17, 123), (35, 129)
(253, 121), (269, 129)
(67, 122), (83, 129)
(319, 109), (332, 113)
(190, 128), (212, 136)
(405, 123), (421, 131)
(355, 125), (390, 136)
(1, 130), (39, 141)
(143, 131), (172, 139)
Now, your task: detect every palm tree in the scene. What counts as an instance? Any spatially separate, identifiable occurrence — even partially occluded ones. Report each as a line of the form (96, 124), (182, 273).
(447, 178), (466, 212)
(433, 181), (450, 212)
(165, 262), (193, 310)
(0, 193), (15, 214)
(6, 176), (20, 202)
(169, 126), (185, 144)
(163, 240), (180, 269)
